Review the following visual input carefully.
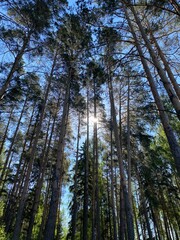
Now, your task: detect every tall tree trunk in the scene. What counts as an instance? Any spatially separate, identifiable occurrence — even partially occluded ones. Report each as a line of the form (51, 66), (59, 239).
(44, 76), (71, 240)
(124, 6), (180, 174)
(127, 76), (132, 204)
(0, 32), (31, 100)
(71, 113), (81, 240)
(110, 128), (118, 240)
(83, 81), (89, 240)
(94, 77), (101, 240)
(12, 54), (56, 240)
(107, 71), (134, 239)
(129, 6), (180, 119)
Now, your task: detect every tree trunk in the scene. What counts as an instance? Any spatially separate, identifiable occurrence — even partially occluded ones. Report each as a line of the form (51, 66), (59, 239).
(107, 71), (134, 239)
(83, 81), (89, 240)
(110, 128), (118, 240)
(130, 6), (180, 119)
(94, 77), (101, 240)
(44, 77), (71, 240)
(12, 54), (55, 240)
(124, 6), (180, 174)
(71, 113), (81, 240)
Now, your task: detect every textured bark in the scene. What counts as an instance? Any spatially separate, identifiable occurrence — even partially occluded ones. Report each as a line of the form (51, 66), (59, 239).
(130, 6), (180, 120)
(124, 7), (180, 174)
(44, 78), (71, 240)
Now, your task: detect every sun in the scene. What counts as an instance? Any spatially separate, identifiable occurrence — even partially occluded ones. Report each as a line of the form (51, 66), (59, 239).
(89, 116), (98, 123)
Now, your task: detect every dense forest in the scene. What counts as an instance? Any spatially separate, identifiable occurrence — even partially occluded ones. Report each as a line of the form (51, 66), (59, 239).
(0, 0), (180, 239)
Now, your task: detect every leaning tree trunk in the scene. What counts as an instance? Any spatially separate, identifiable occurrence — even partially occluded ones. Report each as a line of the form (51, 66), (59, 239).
(12, 55), (56, 240)
(129, 5), (180, 120)
(124, 6), (180, 174)
(44, 77), (71, 240)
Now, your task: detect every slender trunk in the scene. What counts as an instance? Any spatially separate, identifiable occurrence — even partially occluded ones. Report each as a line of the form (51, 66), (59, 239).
(130, 6), (180, 119)
(132, 197), (141, 240)
(83, 81), (89, 240)
(114, 166), (120, 239)
(124, 7), (180, 174)
(94, 78), (101, 240)
(0, 106), (14, 154)
(118, 81), (126, 239)
(107, 74), (134, 239)
(0, 96), (27, 189)
(106, 164), (112, 240)
(127, 76), (132, 204)
(71, 113), (81, 240)
(110, 128), (117, 240)
(44, 77), (71, 240)
(0, 33), (31, 100)
(149, 28), (180, 99)
(12, 55), (56, 240)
